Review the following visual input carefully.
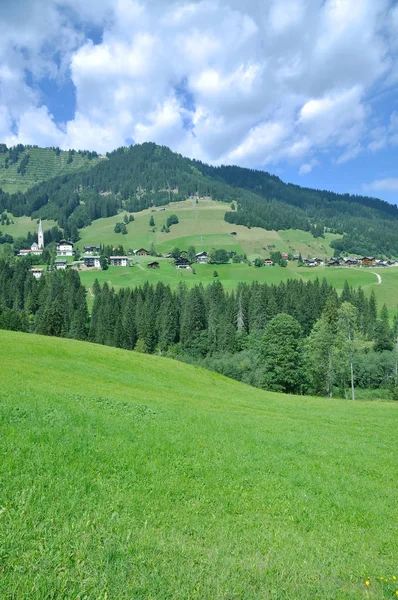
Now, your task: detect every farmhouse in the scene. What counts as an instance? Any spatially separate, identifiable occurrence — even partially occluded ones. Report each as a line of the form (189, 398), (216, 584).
(175, 257), (190, 269)
(328, 258), (341, 267)
(135, 248), (150, 256)
(82, 255), (101, 269)
(281, 253), (289, 260)
(109, 256), (129, 267)
(54, 259), (67, 270)
(361, 256), (376, 267)
(196, 251), (208, 264)
(56, 241), (74, 256)
(343, 258), (359, 267)
(147, 261), (160, 269)
(31, 268), (43, 279)
(83, 245), (100, 254)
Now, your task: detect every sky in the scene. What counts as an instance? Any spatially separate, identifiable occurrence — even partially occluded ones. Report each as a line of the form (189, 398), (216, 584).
(1, 0), (398, 203)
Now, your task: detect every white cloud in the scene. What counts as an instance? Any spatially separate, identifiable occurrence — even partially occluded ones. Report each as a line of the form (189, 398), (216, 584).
(363, 178), (398, 192)
(0, 0), (397, 171)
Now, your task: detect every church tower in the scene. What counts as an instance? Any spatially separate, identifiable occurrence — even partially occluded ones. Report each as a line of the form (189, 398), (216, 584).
(38, 219), (44, 249)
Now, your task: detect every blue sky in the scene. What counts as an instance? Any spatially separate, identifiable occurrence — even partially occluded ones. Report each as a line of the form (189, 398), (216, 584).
(0, 0), (398, 204)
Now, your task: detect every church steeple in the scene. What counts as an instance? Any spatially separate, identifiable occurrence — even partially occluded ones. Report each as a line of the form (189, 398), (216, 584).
(38, 219), (44, 249)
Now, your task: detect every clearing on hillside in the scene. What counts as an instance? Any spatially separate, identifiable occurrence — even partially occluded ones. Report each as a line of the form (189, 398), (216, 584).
(1, 331), (397, 599)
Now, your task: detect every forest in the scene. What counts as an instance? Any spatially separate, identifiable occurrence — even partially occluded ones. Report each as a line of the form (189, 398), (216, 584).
(1, 142), (398, 255)
(1, 257), (397, 400)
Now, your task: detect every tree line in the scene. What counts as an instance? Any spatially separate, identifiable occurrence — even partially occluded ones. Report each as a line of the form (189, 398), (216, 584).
(1, 257), (396, 399)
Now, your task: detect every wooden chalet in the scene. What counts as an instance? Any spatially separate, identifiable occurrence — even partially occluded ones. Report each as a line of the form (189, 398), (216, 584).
(175, 257), (191, 269)
(328, 258), (341, 267)
(83, 245), (100, 254)
(343, 258), (359, 267)
(82, 255), (101, 269)
(196, 251), (208, 264)
(147, 261), (160, 269)
(54, 259), (67, 270)
(281, 253), (289, 260)
(135, 248), (150, 256)
(31, 268), (44, 279)
(264, 259), (273, 266)
(361, 256), (376, 267)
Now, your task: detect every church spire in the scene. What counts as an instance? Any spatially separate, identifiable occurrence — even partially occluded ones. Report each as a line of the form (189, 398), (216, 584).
(38, 219), (44, 249)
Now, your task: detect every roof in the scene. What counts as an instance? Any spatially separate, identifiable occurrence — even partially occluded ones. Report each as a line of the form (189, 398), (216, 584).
(58, 240), (73, 246)
(55, 259), (67, 263)
(110, 256), (128, 259)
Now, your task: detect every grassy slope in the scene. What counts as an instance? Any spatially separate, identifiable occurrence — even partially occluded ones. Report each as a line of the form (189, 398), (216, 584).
(77, 197), (340, 260)
(1, 331), (398, 599)
(0, 147), (101, 194)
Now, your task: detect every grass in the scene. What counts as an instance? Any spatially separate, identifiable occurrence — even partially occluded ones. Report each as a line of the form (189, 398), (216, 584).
(76, 198), (339, 260)
(1, 216), (58, 239)
(0, 147), (101, 194)
(1, 330), (398, 598)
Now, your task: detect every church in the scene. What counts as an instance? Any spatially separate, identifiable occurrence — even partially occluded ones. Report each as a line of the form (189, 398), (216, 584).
(18, 220), (44, 256)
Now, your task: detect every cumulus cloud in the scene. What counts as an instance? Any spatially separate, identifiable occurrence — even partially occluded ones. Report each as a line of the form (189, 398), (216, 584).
(363, 178), (398, 192)
(0, 0), (397, 172)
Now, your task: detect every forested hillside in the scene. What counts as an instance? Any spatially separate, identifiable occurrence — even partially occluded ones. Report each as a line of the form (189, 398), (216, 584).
(1, 257), (397, 399)
(0, 142), (398, 255)
(0, 144), (100, 194)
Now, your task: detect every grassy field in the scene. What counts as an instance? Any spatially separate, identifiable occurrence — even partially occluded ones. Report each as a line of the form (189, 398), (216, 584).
(77, 198), (340, 260)
(1, 330), (398, 598)
(0, 147), (101, 194)
(79, 256), (398, 316)
(1, 216), (58, 239)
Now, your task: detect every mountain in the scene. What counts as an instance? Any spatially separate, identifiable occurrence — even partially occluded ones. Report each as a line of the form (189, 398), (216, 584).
(1, 329), (397, 598)
(0, 142), (398, 256)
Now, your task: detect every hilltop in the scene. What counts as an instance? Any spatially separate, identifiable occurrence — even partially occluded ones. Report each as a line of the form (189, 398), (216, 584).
(1, 330), (398, 598)
(1, 142), (398, 256)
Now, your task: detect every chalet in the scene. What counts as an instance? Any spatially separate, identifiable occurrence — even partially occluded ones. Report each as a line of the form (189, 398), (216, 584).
(82, 255), (101, 269)
(54, 259), (67, 270)
(109, 256), (129, 267)
(196, 251), (208, 264)
(31, 268), (43, 279)
(293, 254), (300, 261)
(303, 258), (317, 267)
(56, 241), (74, 257)
(361, 256), (376, 267)
(313, 257), (324, 266)
(83, 245), (100, 254)
(135, 248), (149, 256)
(147, 261), (160, 269)
(264, 259), (273, 266)
(343, 258), (359, 267)
(281, 253), (289, 260)
(328, 258), (341, 267)
(175, 257), (190, 269)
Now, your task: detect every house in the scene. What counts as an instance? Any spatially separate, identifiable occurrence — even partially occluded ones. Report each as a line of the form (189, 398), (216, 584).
(83, 245), (100, 254)
(56, 240), (74, 256)
(328, 258), (341, 267)
(313, 257), (324, 266)
(361, 256), (376, 267)
(31, 268), (43, 279)
(147, 261), (160, 269)
(293, 254), (300, 261)
(175, 257), (190, 269)
(54, 259), (67, 270)
(304, 258), (317, 267)
(343, 258), (359, 267)
(135, 248), (149, 256)
(196, 251), (208, 264)
(264, 259), (273, 266)
(109, 256), (129, 267)
(18, 241), (43, 257)
(82, 255), (101, 269)
(281, 253), (289, 260)
(164, 253), (172, 259)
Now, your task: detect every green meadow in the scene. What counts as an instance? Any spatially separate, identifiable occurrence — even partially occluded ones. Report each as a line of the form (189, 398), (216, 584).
(76, 198), (340, 260)
(1, 330), (398, 598)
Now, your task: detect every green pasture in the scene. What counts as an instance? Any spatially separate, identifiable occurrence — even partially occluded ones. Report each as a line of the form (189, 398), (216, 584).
(1, 216), (58, 239)
(1, 331), (398, 598)
(76, 198), (338, 259)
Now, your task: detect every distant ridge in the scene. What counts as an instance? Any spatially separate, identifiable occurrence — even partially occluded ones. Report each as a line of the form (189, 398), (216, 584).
(0, 142), (397, 256)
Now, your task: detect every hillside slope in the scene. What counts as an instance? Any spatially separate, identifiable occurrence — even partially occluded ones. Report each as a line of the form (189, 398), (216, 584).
(1, 331), (397, 598)
(0, 144), (101, 194)
(1, 142), (398, 255)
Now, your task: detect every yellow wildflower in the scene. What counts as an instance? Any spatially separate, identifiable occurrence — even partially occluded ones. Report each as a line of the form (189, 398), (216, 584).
(365, 580), (370, 586)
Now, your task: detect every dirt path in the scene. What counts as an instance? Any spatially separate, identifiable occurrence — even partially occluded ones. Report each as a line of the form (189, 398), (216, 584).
(370, 271), (382, 285)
